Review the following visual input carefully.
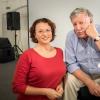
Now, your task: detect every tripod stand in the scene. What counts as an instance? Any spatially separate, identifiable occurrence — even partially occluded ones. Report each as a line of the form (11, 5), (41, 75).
(13, 30), (23, 58)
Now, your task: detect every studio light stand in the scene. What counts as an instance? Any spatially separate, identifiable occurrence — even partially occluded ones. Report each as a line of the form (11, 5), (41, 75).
(14, 30), (23, 58)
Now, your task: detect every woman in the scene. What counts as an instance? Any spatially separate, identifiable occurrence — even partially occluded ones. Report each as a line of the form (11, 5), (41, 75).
(12, 18), (66, 100)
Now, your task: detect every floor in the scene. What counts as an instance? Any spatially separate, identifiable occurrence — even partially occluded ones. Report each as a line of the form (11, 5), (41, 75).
(0, 60), (17, 100)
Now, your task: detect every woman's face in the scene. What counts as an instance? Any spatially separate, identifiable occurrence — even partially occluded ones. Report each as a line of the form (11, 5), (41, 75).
(71, 13), (91, 39)
(35, 22), (52, 44)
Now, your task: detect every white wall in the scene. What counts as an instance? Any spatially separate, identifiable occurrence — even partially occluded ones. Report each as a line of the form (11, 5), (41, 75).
(28, 0), (100, 50)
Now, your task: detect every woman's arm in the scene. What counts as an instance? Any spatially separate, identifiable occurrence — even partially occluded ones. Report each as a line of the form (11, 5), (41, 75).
(25, 85), (62, 100)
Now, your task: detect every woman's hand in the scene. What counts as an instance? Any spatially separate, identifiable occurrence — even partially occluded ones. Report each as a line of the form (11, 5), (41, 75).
(56, 83), (63, 96)
(45, 88), (62, 100)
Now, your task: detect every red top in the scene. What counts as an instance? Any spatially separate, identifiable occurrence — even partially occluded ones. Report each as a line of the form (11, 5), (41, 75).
(12, 48), (66, 100)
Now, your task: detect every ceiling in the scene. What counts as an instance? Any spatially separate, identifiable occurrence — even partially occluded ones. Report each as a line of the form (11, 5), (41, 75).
(0, 0), (27, 14)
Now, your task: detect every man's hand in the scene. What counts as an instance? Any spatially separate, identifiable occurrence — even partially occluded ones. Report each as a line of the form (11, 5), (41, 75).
(87, 81), (100, 96)
(86, 24), (99, 39)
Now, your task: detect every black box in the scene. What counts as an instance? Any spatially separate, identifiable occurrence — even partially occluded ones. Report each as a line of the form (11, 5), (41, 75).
(0, 47), (15, 63)
(0, 38), (15, 63)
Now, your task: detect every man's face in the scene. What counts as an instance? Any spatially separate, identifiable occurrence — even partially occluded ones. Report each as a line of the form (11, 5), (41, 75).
(71, 13), (91, 39)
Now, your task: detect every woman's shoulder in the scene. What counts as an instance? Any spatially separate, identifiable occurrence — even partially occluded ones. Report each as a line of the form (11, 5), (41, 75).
(55, 47), (63, 53)
(17, 48), (35, 62)
(19, 48), (34, 57)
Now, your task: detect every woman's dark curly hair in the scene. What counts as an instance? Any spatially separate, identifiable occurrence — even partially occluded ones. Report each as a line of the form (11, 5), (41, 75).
(30, 18), (56, 43)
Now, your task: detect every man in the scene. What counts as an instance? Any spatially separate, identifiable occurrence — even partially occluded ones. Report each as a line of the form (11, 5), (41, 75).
(64, 7), (100, 100)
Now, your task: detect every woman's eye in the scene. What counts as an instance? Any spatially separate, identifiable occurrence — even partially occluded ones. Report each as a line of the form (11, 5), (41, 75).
(46, 29), (51, 32)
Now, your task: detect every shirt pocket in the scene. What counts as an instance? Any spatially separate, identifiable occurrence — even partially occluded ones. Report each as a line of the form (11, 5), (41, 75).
(92, 49), (100, 59)
(76, 48), (87, 62)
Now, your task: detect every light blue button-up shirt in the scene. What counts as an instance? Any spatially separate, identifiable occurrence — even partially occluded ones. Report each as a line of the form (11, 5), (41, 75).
(65, 25), (100, 77)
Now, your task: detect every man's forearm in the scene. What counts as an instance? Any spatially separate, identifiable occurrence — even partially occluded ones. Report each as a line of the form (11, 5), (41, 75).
(72, 69), (93, 86)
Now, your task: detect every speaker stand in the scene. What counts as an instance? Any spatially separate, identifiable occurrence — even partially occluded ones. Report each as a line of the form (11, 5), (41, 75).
(13, 30), (23, 58)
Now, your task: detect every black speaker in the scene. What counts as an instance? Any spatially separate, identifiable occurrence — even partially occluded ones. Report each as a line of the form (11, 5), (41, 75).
(7, 12), (20, 30)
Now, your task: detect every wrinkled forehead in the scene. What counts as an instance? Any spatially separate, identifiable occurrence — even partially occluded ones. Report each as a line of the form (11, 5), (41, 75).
(70, 12), (88, 19)
(70, 12), (92, 23)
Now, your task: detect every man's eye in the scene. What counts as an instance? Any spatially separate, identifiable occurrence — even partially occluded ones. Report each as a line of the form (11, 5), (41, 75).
(80, 22), (83, 25)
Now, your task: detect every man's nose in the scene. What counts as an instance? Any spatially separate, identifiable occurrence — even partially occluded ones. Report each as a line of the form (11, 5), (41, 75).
(76, 24), (81, 30)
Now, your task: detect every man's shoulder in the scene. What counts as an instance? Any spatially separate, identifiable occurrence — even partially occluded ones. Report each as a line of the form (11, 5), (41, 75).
(67, 30), (74, 35)
(66, 30), (77, 40)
